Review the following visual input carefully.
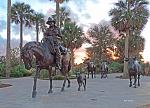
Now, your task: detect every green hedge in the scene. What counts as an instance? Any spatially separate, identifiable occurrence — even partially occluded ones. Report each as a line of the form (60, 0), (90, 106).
(0, 63), (6, 77)
(10, 65), (32, 78)
(39, 69), (49, 79)
(108, 62), (123, 73)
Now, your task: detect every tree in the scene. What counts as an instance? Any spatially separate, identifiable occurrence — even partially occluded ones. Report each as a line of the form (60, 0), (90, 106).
(11, 2), (34, 63)
(61, 21), (84, 65)
(49, 0), (69, 27)
(115, 36), (125, 62)
(87, 22), (114, 64)
(32, 12), (46, 42)
(109, 0), (149, 78)
(86, 46), (95, 61)
(115, 34), (145, 62)
(6, 0), (11, 78)
(129, 34), (145, 58)
(52, 7), (71, 28)
(10, 47), (20, 67)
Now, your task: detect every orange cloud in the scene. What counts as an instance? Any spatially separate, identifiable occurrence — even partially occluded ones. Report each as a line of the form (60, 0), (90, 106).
(74, 43), (89, 65)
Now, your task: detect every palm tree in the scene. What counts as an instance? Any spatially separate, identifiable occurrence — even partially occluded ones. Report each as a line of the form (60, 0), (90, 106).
(129, 34), (145, 58)
(61, 21), (84, 65)
(109, 0), (149, 78)
(11, 2), (34, 63)
(49, 0), (69, 27)
(32, 12), (46, 42)
(115, 33), (145, 62)
(52, 7), (71, 28)
(6, 0), (11, 78)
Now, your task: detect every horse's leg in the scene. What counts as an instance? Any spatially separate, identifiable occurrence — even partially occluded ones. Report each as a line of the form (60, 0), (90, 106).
(101, 72), (103, 79)
(94, 72), (96, 78)
(129, 74), (132, 87)
(105, 71), (108, 78)
(138, 74), (140, 86)
(61, 75), (67, 92)
(133, 74), (137, 88)
(104, 71), (106, 78)
(67, 77), (71, 88)
(101, 72), (104, 79)
(78, 83), (82, 91)
(87, 71), (89, 79)
(32, 66), (40, 98)
(91, 71), (93, 79)
(48, 67), (53, 94)
(83, 78), (86, 91)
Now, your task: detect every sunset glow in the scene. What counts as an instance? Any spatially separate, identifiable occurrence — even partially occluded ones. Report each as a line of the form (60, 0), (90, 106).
(74, 44), (89, 65)
(74, 51), (88, 65)
(139, 52), (150, 63)
(106, 46), (119, 60)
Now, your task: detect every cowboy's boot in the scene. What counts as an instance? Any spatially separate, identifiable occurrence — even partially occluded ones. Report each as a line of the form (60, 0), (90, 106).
(55, 47), (61, 70)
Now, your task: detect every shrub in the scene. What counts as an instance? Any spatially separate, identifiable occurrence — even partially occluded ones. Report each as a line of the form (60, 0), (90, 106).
(0, 63), (6, 77)
(108, 62), (123, 73)
(53, 75), (64, 80)
(10, 65), (31, 77)
(39, 69), (49, 79)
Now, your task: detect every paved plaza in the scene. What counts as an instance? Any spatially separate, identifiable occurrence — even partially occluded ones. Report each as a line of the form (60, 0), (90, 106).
(0, 73), (150, 108)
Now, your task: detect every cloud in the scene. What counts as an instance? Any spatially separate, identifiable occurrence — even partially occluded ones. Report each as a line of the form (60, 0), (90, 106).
(0, 20), (6, 32)
(11, 24), (36, 41)
(65, 0), (118, 32)
(0, 0), (7, 20)
(38, 0), (50, 3)
(0, 35), (28, 56)
(0, 36), (6, 56)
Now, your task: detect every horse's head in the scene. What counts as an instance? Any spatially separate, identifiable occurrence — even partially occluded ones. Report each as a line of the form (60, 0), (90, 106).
(128, 58), (141, 72)
(21, 48), (33, 70)
(61, 49), (72, 72)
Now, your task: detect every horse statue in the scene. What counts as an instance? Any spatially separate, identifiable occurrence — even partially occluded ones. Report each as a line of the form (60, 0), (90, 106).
(100, 61), (108, 79)
(128, 58), (142, 88)
(86, 61), (96, 79)
(21, 40), (71, 98)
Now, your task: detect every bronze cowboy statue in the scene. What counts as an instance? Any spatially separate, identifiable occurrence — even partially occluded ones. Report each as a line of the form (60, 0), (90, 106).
(21, 17), (71, 98)
(44, 17), (62, 70)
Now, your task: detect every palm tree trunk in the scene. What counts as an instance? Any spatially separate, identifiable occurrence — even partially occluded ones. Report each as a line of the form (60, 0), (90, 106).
(56, 1), (60, 27)
(20, 17), (23, 64)
(6, 0), (11, 78)
(123, 31), (129, 78)
(70, 49), (74, 67)
(123, 0), (131, 78)
(36, 21), (39, 42)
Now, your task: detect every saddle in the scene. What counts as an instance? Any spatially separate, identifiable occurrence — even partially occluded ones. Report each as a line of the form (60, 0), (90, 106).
(41, 37), (67, 56)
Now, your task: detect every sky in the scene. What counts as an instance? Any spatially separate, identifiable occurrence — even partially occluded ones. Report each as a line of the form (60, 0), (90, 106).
(0, 0), (150, 63)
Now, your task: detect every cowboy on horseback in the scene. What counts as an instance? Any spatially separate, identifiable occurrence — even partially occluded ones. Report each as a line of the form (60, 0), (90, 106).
(44, 17), (62, 69)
